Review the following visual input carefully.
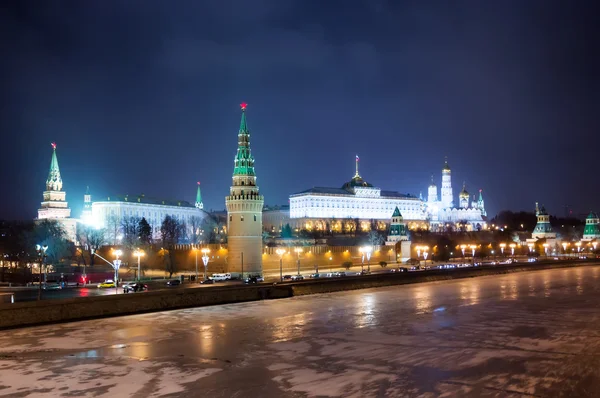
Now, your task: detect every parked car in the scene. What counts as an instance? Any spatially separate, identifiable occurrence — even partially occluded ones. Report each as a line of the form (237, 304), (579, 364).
(291, 275), (304, 281)
(200, 278), (215, 284)
(123, 282), (148, 293)
(244, 275), (264, 284)
(97, 280), (116, 288)
(166, 279), (181, 286)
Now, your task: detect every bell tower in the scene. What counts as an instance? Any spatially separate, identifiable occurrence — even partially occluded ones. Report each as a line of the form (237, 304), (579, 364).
(225, 103), (264, 276)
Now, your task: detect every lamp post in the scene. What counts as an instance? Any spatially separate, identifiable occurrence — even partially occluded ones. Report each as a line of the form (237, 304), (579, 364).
(36, 244), (48, 300)
(460, 244), (466, 259)
(364, 246), (372, 272)
(575, 241), (582, 257)
(133, 249), (144, 281)
(113, 249), (122, 293)
(294, 248), (302, 276)
(509, 243), (516, 258)
(528, 243), (534, 255)
(499, 243), (506, 256)
(470, 245), (477, 264)
(593, 242), (598, 252)
(193, 247), (199, 282)
(543, 243), (549, 258)
(276, 248), (285, 281)
(201, 248), (210, 281)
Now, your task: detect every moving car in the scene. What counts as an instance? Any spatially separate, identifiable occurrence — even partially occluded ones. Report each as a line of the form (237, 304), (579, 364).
(200, 278), (215, 284)
(309, 273), (321, 278)
(291, 275), (304, 281)
(97, 280), (116, 288)
(123, 282), (148, 293)
(166, 279), (181, 286)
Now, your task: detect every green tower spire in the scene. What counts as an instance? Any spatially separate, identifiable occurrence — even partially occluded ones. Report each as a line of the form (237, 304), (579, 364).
(195, 181), (203, 209)
(46, 142), (63, 191)
(233, 103), (256, 177)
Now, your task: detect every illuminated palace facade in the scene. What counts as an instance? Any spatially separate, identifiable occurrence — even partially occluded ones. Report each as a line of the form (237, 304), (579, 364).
(265, 157), (487, 234)
(287, 157), (427, 233)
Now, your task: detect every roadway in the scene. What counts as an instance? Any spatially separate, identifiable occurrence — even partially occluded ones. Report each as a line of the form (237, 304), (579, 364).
(1, 265), (599, 397)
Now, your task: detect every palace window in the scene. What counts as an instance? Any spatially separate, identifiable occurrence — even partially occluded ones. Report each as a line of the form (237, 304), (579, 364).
(241, 216), (244, 221)
(229, 215), (232, 222)
(254, 215), (257, 221)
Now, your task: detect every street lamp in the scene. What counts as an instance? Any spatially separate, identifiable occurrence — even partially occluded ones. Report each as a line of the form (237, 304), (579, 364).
(113, 249), (122, 292)
(499, 243), (506, 256)
(593, 242), (598, 252)
(201, 248), (210, 281)
(469, 245), (477, 263)
(294, 248), (303, 275)
(509, 243), (516, 257)
(575, 241), (582, 255)
(543, 243), (549, 258)
(36, 244), (48, 300)
(133, 249), (144, 281)
(528, 243), (534, 254)
(192, 247), (199, 282)
(276, 248), (285, 281)
(460, 244), (466, 258)
(364, 246), (372, 271)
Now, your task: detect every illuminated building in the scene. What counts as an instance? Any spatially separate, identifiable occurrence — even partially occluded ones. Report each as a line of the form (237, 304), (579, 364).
(531, 202), (556, 240)
(37, 143), (77, 242)
(425, 158), (487, 231)
(289, 156), (427, 232)
(225, 103), (264, 275)
(91, 191), (207, 240)
(583, 211), (600, 240)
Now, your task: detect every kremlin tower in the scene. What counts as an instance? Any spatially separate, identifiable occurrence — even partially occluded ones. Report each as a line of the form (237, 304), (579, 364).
(195, 182), (204, 210)
(37, 143), (77, 241)
(225, 103), (264, 276)
(440, 157), (454, 208)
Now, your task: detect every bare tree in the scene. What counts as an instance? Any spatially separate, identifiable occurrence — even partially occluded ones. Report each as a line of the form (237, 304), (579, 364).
(121, 216), (141, 249)
(105, 214), (120, 245)
(77, 224), (106, 267)
(160, 215), (185, 278)
(189, 216), (203, 244)
(367, 230), (385, 246)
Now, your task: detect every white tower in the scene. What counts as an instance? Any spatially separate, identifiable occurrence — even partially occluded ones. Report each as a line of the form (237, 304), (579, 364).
(440, 157), (453, 209)
(225, 103), (264, 276)
(81, 186), (92, 223)
(427, 174), (438, 203)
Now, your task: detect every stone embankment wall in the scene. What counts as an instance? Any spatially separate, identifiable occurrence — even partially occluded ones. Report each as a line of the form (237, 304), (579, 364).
(0, 260), (597, 330)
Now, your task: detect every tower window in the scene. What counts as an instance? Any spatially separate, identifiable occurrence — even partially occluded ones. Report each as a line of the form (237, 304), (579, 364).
(241, 181), (245, 186)
(254, 215), (257, 221)
(229, 215), (232, 222)
(241, 215), (244, 221)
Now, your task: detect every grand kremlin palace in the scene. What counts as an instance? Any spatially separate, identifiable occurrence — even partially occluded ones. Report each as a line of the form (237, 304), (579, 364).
(264, 157), (487, 233)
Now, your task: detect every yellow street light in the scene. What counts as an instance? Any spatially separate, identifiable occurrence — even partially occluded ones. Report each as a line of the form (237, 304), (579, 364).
(133, 249), (144, 281)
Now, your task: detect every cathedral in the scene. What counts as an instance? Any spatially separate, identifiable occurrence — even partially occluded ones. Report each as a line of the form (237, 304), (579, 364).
(424, 158), (487, 231)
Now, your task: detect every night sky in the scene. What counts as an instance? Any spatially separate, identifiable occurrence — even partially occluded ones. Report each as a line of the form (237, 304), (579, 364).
(1, 0), (598, 221)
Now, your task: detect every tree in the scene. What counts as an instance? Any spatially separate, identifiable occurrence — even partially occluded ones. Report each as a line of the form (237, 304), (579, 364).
(121, 216), (141, 249)
(281, 223), (293, 239)
(105, 214), (120, 245)
(77, 224), (106, 267)
(138, 217), (152, 246)
(342, 261), (353, 270)
(379, 261), (387, 268)
(367, 230), (385, 246)
(160, 215), (185, 278)
(189, 216), (203, 244)
(23, 220), (73, 268)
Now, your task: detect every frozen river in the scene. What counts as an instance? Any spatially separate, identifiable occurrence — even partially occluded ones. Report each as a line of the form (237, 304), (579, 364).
(1, 265), (600, 397)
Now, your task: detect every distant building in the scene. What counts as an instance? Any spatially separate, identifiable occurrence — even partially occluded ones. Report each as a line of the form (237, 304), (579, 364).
(531, 202), (556, 240)
(37, 143), (77, 242)
(425, 158), (487, 231)
(583, 211), (600, 240)
(289, 156), (427, 232)
(91, 190), (206, 240)
(263, 205), (290, 233)
(386, 207), (409, 245)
